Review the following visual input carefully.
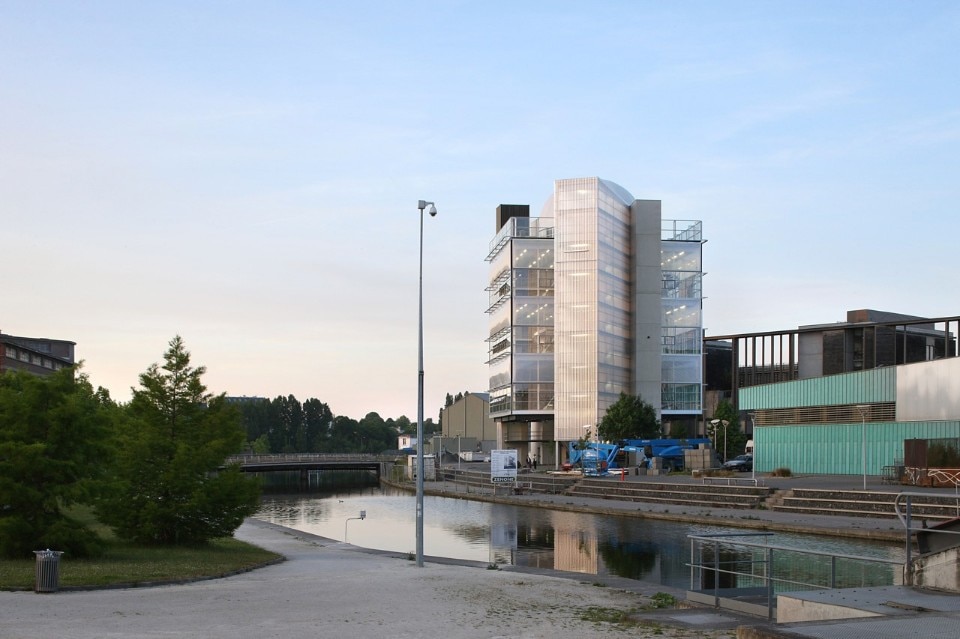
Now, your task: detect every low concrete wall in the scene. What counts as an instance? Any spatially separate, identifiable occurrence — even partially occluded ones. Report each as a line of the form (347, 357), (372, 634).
(913, 546), (960, 592)
(776, 595), (882, 624)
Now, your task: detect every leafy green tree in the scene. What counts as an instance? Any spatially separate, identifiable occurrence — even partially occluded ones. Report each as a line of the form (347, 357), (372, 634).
(357, 412), (405, 452)
(301, 398), (333, 451)
(389, 415), (413, 435)
(97, 336), (259, 545)
(274, 394), (303, 453)
(597, 392), (661, 441)
(233, 397), (272, 450)
(0, 367), (114, 558)
(708, 399), (748, 461)
(250, 433), (271, 454)
(327, 415), (360, 451)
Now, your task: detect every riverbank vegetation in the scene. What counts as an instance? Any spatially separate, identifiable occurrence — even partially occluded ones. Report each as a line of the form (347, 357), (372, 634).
(0, 337), (260, 559)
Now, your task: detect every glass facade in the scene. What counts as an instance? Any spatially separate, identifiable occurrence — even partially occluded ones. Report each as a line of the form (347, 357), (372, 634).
(661, 230), (703, 413)
(487, 179), (704, 443)
(554, 178), (635, 440)
(487, 227), (555, 418)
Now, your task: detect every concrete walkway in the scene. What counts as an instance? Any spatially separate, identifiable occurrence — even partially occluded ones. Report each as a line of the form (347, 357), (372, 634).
(0, 519), (746, 639)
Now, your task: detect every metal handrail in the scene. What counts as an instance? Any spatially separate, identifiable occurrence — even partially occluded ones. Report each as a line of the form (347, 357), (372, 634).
(894, 490), (960, 529)
(687, 533), (903, 566)
(688, 532), (903, 621)
(893, 490), (960, 577)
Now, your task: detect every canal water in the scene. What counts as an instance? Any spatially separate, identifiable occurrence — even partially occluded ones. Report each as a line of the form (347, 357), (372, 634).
(254, 473), (906, 590)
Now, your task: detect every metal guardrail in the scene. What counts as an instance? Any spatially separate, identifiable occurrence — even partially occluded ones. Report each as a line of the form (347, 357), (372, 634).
(687, 532), (903, 621)
(894, 490), (960, 578)
(227, 453), (403, 464)
(700, 476), (764, 486)
(434, 468), (576, 496)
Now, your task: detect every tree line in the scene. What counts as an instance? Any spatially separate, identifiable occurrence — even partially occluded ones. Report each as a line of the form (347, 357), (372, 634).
(0, 335), (446, 560)
(238, 398), (437, 455)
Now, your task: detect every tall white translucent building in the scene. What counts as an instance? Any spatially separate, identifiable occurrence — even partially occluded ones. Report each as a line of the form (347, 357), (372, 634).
(486, 178), (703, 464)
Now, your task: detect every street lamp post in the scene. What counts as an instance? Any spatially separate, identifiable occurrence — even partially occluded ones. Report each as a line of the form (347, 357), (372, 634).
(582, 425), (592, 473)
(710, 419), (730, 463)
(856, 405), (868, 490)
(723, 420), (729, 463)
(460, 400), (465, 470)
(415, 199), (437, 568)
(344, 510), (366, 543)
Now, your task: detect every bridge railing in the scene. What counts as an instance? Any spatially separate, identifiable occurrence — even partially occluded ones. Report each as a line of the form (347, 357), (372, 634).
(226, 453), (405, 465)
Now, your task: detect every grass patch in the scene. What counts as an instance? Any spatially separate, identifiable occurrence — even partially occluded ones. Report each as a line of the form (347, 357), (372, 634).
(579, 606), (630, 624)
(0, 538), (280, 591)
(648, 592), (677, 608)
(0, 504), (281, 591)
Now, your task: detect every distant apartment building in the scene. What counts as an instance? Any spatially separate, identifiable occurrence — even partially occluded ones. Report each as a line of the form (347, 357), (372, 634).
(0, 332), (75, 377)
(485, 177), (704, 465)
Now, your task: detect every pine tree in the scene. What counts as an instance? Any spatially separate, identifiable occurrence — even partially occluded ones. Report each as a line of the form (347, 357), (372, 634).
(97, 336), (259, 545)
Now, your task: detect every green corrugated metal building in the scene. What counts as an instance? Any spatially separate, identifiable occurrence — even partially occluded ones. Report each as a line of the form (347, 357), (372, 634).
(741, 361), (960, 475)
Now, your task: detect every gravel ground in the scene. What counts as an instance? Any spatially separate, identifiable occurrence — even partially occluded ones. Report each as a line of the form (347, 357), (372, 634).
(0, 519), (742, 639)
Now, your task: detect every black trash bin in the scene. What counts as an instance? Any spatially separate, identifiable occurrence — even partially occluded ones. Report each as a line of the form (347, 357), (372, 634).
(34, 549), (63, 593)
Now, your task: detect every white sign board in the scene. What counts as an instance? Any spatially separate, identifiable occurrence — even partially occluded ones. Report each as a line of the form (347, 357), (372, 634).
(490, 449), (519, 483)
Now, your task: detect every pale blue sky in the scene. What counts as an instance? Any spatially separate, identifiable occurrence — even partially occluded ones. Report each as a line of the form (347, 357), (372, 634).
(3, 1), (958, 420)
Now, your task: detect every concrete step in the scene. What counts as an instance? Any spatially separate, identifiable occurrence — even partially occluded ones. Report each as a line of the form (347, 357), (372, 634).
(577, 478), (772, 497)
(762, 488), (790, 508)
(565, 479), (772, 509)
(769, 503), (955, 521)
(565, 489), (755, 510)
(768, 488), (960, 519)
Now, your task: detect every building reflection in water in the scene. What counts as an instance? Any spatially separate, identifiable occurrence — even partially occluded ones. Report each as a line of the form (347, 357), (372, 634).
(255, 484), (900, 590)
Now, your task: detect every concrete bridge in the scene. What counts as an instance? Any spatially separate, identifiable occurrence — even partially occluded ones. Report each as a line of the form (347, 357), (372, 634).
(226, 453), (402, 480)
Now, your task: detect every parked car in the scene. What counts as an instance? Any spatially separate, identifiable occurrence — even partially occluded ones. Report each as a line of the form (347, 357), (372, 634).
(723, 454), (753, 472)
